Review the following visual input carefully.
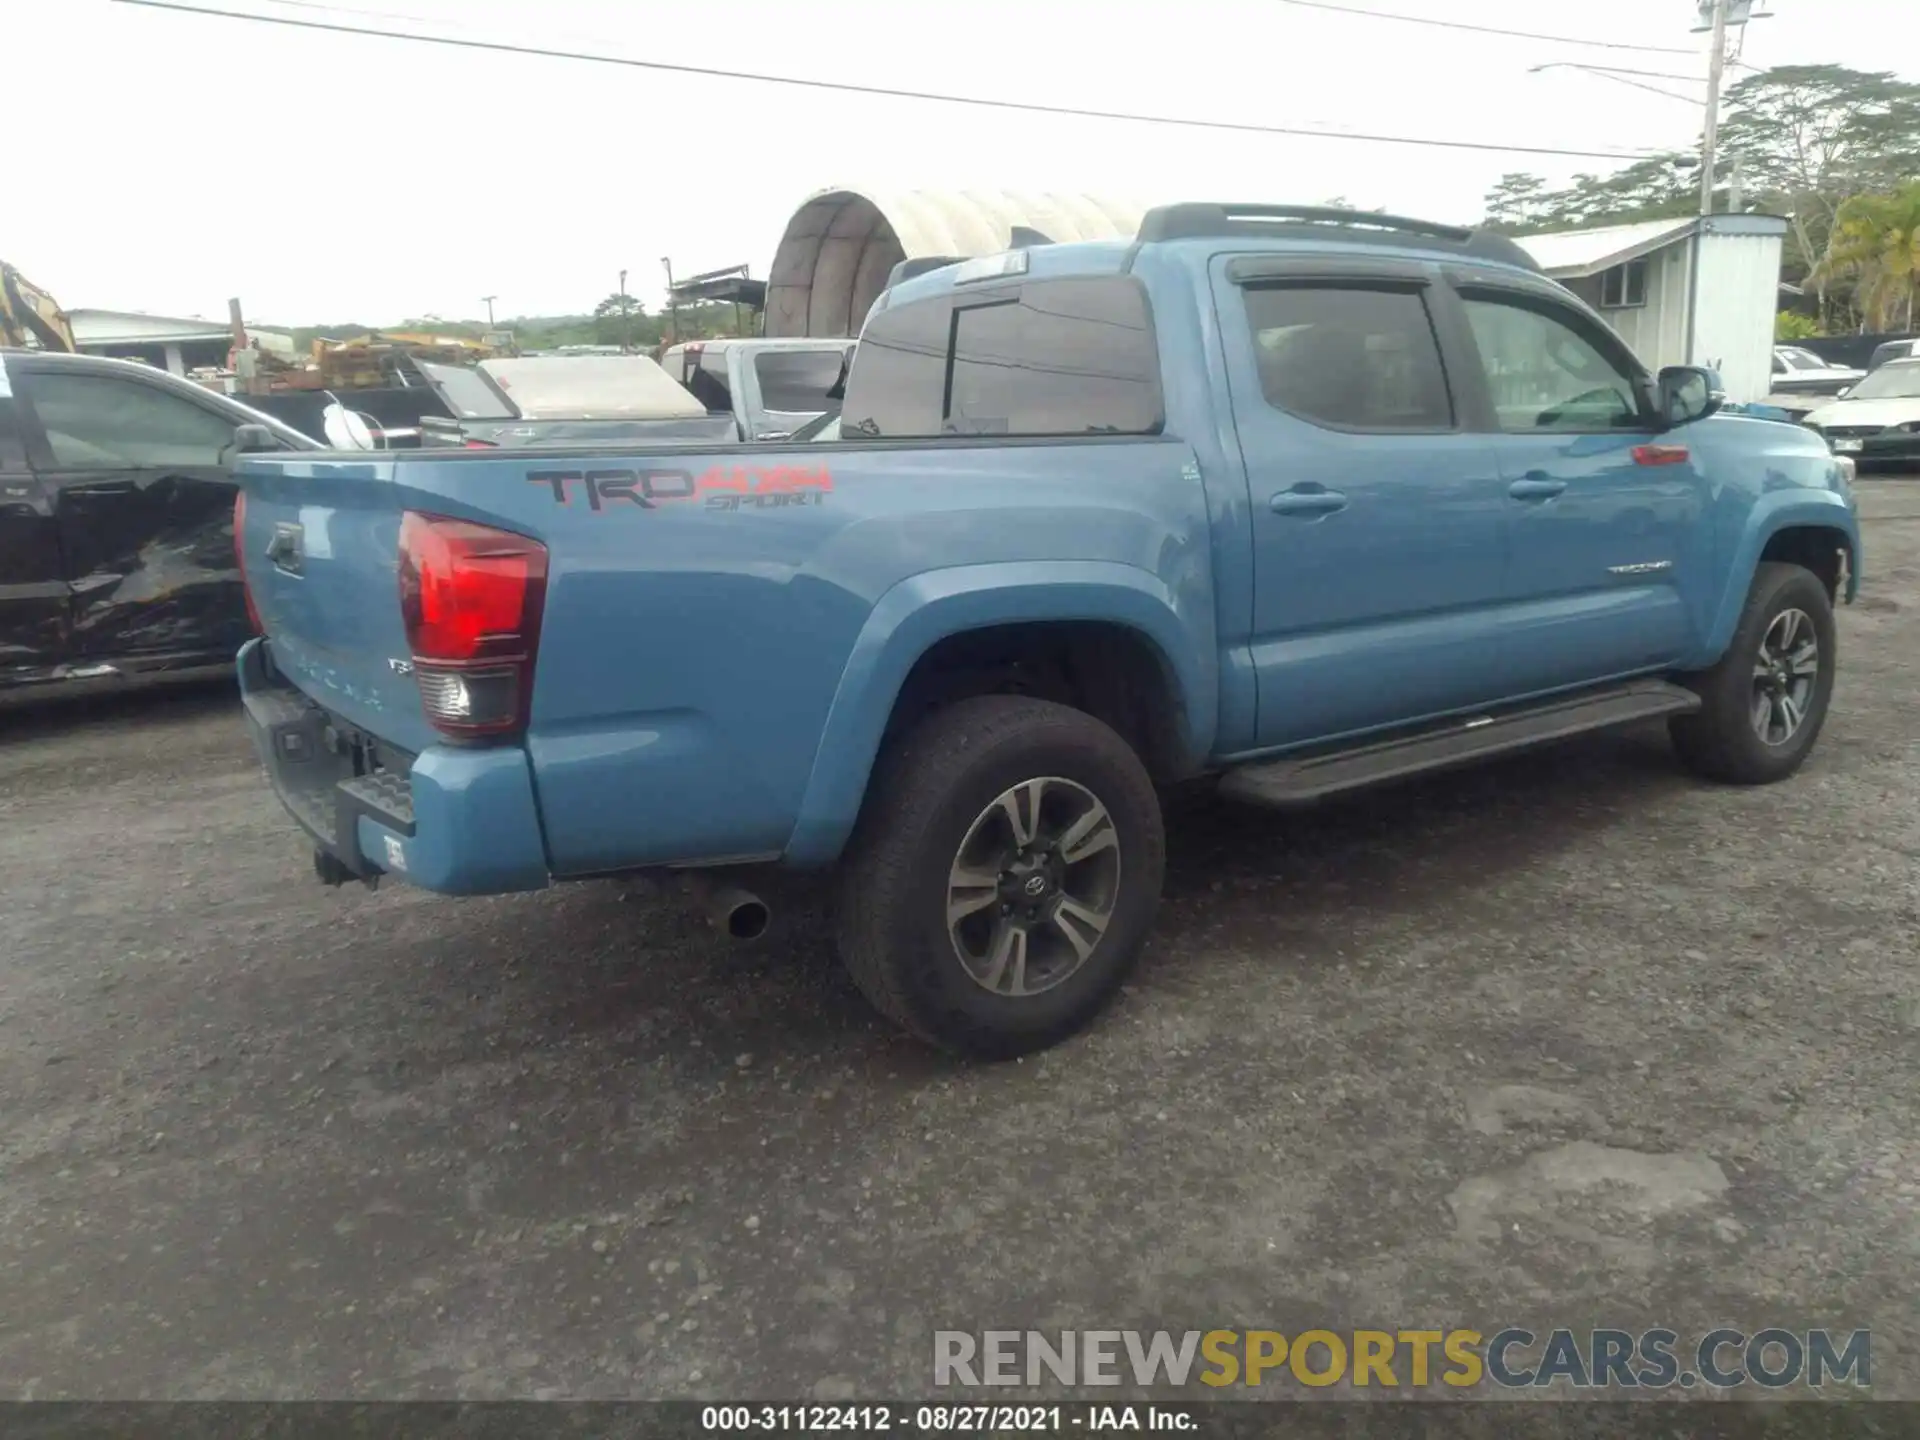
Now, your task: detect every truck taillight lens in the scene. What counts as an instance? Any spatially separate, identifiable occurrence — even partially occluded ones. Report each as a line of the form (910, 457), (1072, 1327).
(233, 490), (265, 634)
(397, 511), (547, 738)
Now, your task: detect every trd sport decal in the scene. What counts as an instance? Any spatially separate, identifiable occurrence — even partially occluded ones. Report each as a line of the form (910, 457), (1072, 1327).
(527, 465), (831, 513)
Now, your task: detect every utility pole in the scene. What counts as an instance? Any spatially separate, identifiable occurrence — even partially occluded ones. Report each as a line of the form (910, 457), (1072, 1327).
(482, 295), (497, 327)
(1698, 0), (1728, 215)
(662, 257), (680, 347)
(617, 268), (630, 354)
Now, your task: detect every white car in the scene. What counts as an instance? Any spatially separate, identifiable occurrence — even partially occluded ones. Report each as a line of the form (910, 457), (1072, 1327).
(1801, 358), (1920, 467)
(1770, 345), (1865, 395)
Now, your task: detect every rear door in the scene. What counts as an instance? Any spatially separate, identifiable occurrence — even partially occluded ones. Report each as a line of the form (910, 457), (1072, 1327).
(0, 358), (70, 675)
(1212, 255), (1515, 749)
(13, 363), (252, 663)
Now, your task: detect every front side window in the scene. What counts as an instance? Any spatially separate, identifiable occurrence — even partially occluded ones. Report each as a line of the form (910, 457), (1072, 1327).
(753, 349), (847, 413)
(26, 372), (235, 468)
(840, 277), (1161, 439)
(1461, 296), (1643, 432)
(1242, 284), (1454, 431)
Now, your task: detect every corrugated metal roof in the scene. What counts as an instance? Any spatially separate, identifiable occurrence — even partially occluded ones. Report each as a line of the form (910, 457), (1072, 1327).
(1516, 217), (1701, 278)
(766, 188), (1146, 338)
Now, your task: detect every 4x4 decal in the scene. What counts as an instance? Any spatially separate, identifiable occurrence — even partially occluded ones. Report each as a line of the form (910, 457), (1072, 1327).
(528, 464), (831, 513)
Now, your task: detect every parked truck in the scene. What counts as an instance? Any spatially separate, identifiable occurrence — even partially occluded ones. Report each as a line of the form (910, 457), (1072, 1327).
(659, 337), (855, 442)
(231, 204), (1860, 1057)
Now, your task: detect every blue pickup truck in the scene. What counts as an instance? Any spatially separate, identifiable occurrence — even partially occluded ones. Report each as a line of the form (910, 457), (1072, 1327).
(232, 203), (1860, 1058)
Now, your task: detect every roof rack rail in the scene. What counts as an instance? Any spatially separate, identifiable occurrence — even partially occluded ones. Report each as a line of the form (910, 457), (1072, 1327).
(883, 255), (968, 291)
(1135, 203), (1542, 273)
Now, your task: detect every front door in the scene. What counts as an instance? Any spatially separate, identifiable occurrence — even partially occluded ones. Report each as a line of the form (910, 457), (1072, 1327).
(14, 364), (250, 664)
(1213, 259), (1514, 750)
(1446, 283), (1708, 688)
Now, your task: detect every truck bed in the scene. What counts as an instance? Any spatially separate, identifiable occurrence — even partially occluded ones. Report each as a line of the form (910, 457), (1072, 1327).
(234, 435), (1210, 883)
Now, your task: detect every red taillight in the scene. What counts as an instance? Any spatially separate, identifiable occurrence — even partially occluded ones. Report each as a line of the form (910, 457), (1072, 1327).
(233, 490), (265, 634)
(463, 438), (497, 449)
(397, 511), (547, 738)
(1632, 444), (1690, 467)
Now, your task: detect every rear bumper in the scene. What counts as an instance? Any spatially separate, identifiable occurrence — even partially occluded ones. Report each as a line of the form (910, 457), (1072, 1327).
(238, 638), (550, 895)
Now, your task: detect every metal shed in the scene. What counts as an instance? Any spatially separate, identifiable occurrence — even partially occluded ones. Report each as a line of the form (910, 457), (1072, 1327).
(765, 188), (1146, 339)
(1517, 213), (1789, 404)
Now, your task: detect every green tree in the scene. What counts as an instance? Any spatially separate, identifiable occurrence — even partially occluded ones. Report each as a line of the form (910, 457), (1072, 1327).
(1718, 65), (1920, 285)
(1774, 310), (1822, 342)
(592, 291), (649, 348)
(1480, 153), (1698, 237)
(1813, 182), (1920, 331)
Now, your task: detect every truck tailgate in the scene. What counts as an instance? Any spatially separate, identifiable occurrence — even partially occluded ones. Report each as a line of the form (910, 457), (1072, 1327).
(235, 456), (436, 755)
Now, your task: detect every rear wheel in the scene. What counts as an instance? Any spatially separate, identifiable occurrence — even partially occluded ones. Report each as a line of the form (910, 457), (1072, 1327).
(836, 696), (1165, 1058)
(1669, 561), (1836, 785)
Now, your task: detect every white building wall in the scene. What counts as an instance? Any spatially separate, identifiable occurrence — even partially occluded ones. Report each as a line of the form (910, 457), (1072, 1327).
(1688, 229), (1785, 404)
(1560, 238), (1694, 375)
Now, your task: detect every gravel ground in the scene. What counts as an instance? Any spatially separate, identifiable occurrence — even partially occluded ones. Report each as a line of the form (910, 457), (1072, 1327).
(1, 483), (1915, 1402)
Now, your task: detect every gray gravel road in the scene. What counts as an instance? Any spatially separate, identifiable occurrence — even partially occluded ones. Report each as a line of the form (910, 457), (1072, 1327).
(2, 484), (1915, 1402)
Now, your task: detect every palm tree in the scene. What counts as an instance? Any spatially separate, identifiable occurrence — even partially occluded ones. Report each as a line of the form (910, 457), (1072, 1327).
(1814, 183), (1920, 332)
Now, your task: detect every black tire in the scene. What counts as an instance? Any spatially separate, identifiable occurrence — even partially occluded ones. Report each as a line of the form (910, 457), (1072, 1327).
(835, 696), (1166, 1059)
(1669, 561), (1836, 785)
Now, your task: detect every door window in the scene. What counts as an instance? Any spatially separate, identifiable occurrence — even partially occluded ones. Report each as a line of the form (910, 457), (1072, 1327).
(1241, 284), (1454, 431)
(839, 277), (1161, 438)
(1460, 296), (1643, 432)
(27, 373), (235, 468)
(753, 349), (847, 413)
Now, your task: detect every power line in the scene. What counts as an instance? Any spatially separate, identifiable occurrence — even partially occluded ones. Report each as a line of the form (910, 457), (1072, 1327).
(111, 0), (1659, 162)
(1273, 0), (1698, 55)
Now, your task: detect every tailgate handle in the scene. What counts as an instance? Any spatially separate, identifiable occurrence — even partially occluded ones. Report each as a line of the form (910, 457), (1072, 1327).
(266, 522), (305, 575)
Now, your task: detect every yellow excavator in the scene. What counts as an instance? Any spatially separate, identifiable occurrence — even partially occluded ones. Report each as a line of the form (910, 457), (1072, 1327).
(1, 260), (76, 351)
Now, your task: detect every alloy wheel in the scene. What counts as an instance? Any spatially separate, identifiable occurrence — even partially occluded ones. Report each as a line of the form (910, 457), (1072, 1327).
(1751, 607), (1819, 746)
(945, 776), (1123, 997)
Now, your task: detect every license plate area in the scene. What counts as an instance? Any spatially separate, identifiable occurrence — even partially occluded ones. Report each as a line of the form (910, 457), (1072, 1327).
(243, 645), (417, 876)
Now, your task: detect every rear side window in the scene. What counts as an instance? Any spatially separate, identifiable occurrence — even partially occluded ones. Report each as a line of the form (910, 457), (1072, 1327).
(24, 372), (236, 468)
(1242, 284), (1453, 431)
(841, 276), (1162, 438)
(754, 349), (846, 413)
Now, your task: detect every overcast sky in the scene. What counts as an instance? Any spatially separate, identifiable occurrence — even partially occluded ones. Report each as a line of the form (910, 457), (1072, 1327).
(12, 0), (1913, 325)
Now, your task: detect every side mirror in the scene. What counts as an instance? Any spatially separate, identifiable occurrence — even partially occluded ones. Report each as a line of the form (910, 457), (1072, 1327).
(1658, 365), (1724, 427)
(232, 423), (280, 454)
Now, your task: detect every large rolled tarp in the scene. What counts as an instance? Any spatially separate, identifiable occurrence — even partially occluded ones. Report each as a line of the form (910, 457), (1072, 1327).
(765, 188), (1147, 338)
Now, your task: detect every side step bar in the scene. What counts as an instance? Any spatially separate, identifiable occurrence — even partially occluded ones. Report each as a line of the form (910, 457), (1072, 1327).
(1218, 679), (1701, 809)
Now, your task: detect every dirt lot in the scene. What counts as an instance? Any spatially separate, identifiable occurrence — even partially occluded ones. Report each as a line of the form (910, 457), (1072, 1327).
(1, 483), (1915, 1402)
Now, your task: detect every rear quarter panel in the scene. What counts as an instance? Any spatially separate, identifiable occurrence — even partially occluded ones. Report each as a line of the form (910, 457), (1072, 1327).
(499, 439), (1216, 874)
(349, 439), (1213, 875)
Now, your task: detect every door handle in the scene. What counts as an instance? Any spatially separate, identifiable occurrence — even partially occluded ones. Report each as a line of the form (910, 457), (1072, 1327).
(1270, 487), (1349, 517)
(65, 481), (139, 496)
(1508, 477), (1567, 501)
